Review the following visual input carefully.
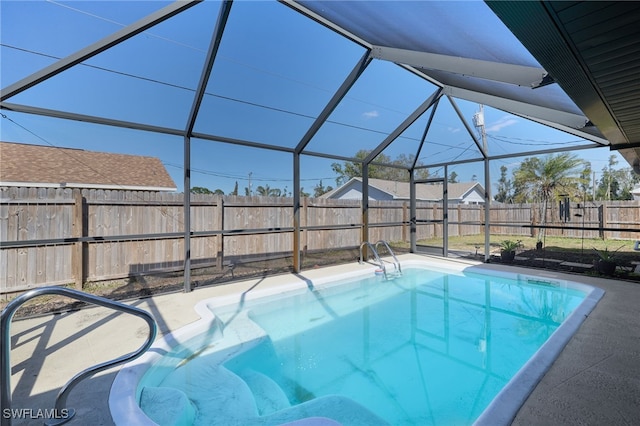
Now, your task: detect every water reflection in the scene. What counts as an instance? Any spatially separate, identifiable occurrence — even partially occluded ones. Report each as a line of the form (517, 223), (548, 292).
(241, 270), (585, 425)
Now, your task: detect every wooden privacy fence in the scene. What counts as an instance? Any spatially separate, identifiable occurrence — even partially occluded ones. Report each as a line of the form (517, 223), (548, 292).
(1, 186), (639, 294)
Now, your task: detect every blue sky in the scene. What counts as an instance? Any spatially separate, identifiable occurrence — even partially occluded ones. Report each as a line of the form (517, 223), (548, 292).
(1, 0), (628, 195)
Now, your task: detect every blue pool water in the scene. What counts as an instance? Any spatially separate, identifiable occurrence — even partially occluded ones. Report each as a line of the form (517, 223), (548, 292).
(136, 266), (590, 426)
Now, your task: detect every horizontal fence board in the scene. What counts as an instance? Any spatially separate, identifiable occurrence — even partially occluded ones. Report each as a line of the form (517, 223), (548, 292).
(2, 186), (638, 294)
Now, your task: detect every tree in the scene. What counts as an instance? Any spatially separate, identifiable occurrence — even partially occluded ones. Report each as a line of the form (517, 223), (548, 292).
(256, 184), (281, 197)
(606, 155), (618, 200)
(331, 150), (429, 186)
(579, 162), (592, 200)
(448, 171), (458, 184)
(512, 153), (584, 240)
(618, 167), (640, 200)
(494, 165), (513, 203)
(231, 181), (239, 196)
(313, 180), (333, 197)
(597, 166), (638, 200)
(191, 186), (213, 194)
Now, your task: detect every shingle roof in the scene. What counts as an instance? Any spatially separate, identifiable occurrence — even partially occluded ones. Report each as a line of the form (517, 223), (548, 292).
(0, 141), (176, 191)
(367, 178), (482, 201)
(323, 177), (483, 201)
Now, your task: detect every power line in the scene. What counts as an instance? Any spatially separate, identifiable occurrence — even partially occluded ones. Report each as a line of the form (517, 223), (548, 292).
(163, 162), (334, 182)
(487, 134), (585, 146)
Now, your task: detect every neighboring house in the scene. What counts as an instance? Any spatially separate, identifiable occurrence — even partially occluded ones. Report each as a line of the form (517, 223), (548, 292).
(0, 141), (176, 191)
(632, 184), (640, 201)
(322, 177), (486, 204)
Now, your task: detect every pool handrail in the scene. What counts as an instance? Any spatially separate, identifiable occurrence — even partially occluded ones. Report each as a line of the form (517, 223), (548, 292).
(359, 241), (389, 278)
(375, 240), (402, 276)
(359, 241), (402, 279)
(1, 286), (157, 426)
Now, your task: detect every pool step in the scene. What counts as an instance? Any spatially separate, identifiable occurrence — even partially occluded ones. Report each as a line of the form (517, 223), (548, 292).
(237, 368), (292, 415)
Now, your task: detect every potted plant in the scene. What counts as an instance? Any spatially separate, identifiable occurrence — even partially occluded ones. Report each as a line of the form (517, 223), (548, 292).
(500, 240), (520, 263)
(593, 246), (622, 276)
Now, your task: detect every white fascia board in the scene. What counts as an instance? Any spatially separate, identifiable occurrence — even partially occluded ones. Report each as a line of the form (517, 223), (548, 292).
(372, 45), (547, 88)
(510, 113), (609, 146)
(442, 86), (590, 131)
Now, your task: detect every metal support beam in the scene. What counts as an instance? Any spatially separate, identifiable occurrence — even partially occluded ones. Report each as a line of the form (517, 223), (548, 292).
(442, 85), (592, 133)
(362, 164), (369, 251)
(183, 135), (192, 292)
(185, 0), (232, 135)
(411, 98), (440, 170)
(371, 45), (548, 88)
(295, 51), (372, 154)
(484, 156), (491, 262)
(365, 88), (442, 164)
(0, 102), (185, 136)
(448, 96), (487, 159)
(182, 0), (233, 292)
(416, 142), (602, 170)
(1, 1), (201, 102)
(509, 113), (609, 147)
(443, 165), (449, 257)
(410, 171), (416, 252)
(293, 153), (301, 272)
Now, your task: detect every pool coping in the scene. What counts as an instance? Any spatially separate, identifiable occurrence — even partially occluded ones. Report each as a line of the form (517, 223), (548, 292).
(109, 254), (604, 426)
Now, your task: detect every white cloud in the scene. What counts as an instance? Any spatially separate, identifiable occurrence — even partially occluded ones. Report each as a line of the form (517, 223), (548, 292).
(362, 110), (379, 119)
(486, 116), (518, 132)
(448, 127), (461, 133)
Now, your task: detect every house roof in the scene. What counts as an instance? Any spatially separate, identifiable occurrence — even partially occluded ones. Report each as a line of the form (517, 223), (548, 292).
(0, 141), (176, 191)
(323, 177), (484, 201)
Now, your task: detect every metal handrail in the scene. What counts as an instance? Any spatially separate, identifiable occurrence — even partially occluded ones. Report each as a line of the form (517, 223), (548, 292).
(375, 240), (402, 276)
(359, 241), (387, 278)
(359, 241), (388, 280)
(1, 287), (157, 426)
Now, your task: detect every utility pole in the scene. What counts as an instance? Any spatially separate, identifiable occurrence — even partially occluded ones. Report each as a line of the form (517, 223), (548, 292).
(248, 172), (252, 196)
(474, 104), (491, 262)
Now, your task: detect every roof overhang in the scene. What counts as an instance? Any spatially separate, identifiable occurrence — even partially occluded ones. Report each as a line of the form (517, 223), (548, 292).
(290, 0), (640, 171)
(486, 0), (640, 173)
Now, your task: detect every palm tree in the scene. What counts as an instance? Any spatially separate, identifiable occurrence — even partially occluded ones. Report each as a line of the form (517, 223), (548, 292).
(255, 184), (281, 197)
(513, 153), (584, 242)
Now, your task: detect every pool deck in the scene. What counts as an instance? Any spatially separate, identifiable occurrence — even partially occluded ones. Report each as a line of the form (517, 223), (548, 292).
(5, 254), (640, 425)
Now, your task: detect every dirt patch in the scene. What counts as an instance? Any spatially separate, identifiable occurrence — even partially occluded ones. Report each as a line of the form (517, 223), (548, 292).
(4, 245), (637, 319)
(1, 248), (374, 319)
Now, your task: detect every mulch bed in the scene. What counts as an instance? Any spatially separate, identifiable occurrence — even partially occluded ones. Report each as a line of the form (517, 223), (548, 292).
(484, 247), (640, 283)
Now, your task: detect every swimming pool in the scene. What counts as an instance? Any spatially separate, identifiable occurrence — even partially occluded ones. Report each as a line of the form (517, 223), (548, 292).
(110, 257), (603, 426)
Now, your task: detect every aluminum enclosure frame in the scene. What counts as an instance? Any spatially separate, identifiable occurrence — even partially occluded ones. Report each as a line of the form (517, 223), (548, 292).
(1, 0), (627, 289)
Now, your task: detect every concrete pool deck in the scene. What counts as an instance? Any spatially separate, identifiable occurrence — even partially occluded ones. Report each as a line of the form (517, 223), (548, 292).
(5, 254), (640, 425)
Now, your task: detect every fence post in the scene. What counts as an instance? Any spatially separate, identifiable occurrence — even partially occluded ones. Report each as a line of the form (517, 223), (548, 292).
(217, 196), (224, 268)
(598, 203), (606, 239)
(302, 197), (308, 256)
(72, 189), (87, 289)
(402, 201), (408, 242)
